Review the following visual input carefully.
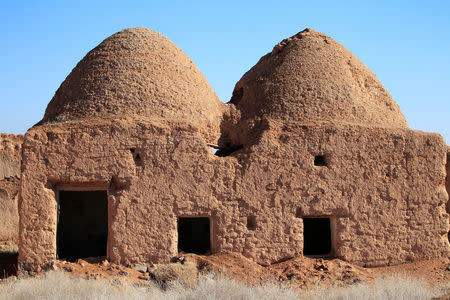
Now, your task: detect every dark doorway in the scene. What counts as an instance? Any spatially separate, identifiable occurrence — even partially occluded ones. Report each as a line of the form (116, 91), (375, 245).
(177, 217), (211, 254)
(303, 218), (332, 256)
(0, 252), (17, 278)
(57, 190), (108, 261)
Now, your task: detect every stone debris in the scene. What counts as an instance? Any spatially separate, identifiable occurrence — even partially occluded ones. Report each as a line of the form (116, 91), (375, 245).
(131, 264), (148, 273)
(137, 275), (150, 281)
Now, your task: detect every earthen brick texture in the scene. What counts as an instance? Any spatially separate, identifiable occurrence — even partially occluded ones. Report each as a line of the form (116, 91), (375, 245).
(16, 28), (449, 269)
(0, 134), (23, 242)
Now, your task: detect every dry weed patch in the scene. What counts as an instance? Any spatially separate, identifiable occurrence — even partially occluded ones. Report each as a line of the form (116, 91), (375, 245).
(302, 275), (441, 300)
(0, 271), (445, 300)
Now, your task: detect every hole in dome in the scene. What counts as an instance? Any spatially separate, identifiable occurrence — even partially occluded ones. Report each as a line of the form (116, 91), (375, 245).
(215, 145), (243, 157)
(210, 147), (218, 155)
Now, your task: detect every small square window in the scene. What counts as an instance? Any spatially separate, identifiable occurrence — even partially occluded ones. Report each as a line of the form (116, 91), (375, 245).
(314, 155), (327, 166)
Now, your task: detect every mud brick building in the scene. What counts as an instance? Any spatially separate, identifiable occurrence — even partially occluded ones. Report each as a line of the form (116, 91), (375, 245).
(15, 28), (449, 271)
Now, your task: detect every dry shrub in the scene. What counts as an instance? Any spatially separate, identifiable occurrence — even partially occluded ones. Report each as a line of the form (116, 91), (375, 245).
(0, 271), (158, 300)
(153, 261), (198, 288)
(0, 271), (298, 300)
(302, 275), (440, 300)
(0, 271), (445, 300)
(177, 275), (299, 300)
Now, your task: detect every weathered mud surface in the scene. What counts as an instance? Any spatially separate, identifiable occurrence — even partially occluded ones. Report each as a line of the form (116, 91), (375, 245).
(15, 28), (450, 271)
(0, 134), (23, 242)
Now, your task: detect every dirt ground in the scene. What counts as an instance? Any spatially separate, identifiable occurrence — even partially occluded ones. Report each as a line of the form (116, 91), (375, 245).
(26, 252), (447, 292)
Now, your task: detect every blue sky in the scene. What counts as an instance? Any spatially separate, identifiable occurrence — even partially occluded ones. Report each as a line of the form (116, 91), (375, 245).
(1, 0), (449, 142)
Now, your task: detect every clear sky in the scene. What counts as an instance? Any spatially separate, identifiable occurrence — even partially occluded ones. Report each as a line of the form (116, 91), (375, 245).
(1, 0), (449, 142)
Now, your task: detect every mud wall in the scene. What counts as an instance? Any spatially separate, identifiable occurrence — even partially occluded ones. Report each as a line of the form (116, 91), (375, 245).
(18, 120), (449, 268)
(446, 147), (450, 240)
(0, 134), (23, 242)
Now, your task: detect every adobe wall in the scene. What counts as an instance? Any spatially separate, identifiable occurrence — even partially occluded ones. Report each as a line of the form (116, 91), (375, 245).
(0, 134), (23, 242)
(446, 147), (450, 240)
(18, 119), (449, 269)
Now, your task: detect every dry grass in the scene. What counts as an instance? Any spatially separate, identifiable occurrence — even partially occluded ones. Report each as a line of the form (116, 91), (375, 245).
(0, 271), (444, 300)
(0, 271), (153, 300)
(0, 271), (298, 300)
(153, 261), (198, 288)
(302, 275), (441, 300)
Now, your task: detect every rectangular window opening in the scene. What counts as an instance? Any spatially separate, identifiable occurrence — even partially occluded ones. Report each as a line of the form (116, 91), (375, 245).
(303, 217), (332, 256)
(295, 207), (302, 218)
(247, 216), (257, 230)
(57, 190), (108, 262)
(314, 155), (327, 166)
(177, 217), (211, 255)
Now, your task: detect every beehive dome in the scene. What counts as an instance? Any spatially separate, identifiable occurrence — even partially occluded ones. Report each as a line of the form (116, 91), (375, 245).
(230, 28), (409, 129)
(39, 28), (224, 138)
